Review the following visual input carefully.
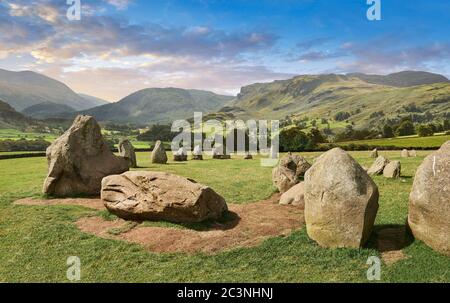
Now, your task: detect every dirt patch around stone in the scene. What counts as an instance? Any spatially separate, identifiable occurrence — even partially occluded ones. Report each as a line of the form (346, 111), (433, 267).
(375, 226), (411, 265)
(75, 193), (304, 254)
(14, 197), (105, 210)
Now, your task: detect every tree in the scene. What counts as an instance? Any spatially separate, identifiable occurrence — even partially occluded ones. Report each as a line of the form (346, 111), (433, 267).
(137, 124), (176, 142)
(308, 128), (326, 145)
(395, 120), (415, 136)
(279, 127), (311, 152)
(417, 124), (434, 137)
(382, 124), (394, 138)
(444, 119), (450, 131)
(334, 111), (351, 121)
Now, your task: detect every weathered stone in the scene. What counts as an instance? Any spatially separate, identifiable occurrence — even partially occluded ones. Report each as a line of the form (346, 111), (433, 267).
(279, 182), (305, 208)
(304, 148), (379, 248)
(272, 153), (312, 193)
(409, 150), (417, 157)
(383, 161), (401, 179)
(151, 140), (168, 164)
(370, 148), (378, 158)
(401, 149), (410, 158)
(102, 171), (228, 223)
(192, 145), (203, 160)
(173, 147), (188, 162)
(367, 156), (390, 175)
(408, 141), (450, 256)
(118, 138), (137, 168)
(43, 115), (129, 197)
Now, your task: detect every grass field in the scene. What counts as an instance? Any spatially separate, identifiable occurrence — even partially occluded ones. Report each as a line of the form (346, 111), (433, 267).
(335, 134), (450, 149)
(0, 151), (449, 282)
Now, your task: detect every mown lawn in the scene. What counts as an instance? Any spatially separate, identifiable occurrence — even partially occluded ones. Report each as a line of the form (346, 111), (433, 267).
(0, 151), (449, 282)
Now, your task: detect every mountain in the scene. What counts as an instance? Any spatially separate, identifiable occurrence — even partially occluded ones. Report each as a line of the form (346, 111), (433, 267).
(348, 71), (449, 87)
(0, 69), (105, 111)
(22, 103), (76, 119)
(0, 100), (35, 129)
(221, 72), (450, 129)
(78, 94), (109, 107)
(80, 88), (234, 124)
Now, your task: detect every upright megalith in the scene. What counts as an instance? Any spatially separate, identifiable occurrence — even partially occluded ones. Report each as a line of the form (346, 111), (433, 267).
(304, 148), (379, 248)
(272, 153), (311, 193)
(383, 160), (401, 179)
(118, 138), (137, 168)
(151, 140), (168, 164)
(102, 171), (228, 223)
(367, 156), (390, 175)
(408, 141), (450, 256)
(401, 149), (410, 158)
(192, 145), (203, 160)
(173, 147), (188, 162)
(43, 115), (129, 197)
(370, 148), (378, 158)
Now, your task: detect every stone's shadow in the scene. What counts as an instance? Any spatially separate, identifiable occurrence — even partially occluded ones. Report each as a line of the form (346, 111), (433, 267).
(399, 176), (413, 179)
(178, 211), (241, 232)
(366, 224), (414, 253)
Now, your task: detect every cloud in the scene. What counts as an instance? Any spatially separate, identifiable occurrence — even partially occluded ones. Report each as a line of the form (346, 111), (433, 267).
(297, 37), (332, 50)
(104, 0), (133, 10)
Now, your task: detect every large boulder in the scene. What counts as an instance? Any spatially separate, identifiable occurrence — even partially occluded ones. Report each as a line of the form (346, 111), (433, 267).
(118, 138), (137, 168)
(304, 148), (379, 248)
(151, 140), (168, 164)
(367, 156), (390, 175)
(279, 182), (305, 208)
(43, 115), (129, 197)
(383, 161), (401, 179)
(102, 171), (228, 223)
(273, 153), (311, 193)
(408, 141), (450, 256)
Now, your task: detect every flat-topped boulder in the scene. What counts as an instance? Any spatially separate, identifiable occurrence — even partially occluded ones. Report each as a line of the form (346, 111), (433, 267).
(118, 138), (137, 168)
(151, 140), (168, 164)
(43, 115), (129, 197)
(408, 141), (450, 256)
(304, 148), (379, 248)
(102, 171), (228, 223)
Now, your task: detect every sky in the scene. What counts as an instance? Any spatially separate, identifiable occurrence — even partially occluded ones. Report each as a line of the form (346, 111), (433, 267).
(0, 0), (449, 101)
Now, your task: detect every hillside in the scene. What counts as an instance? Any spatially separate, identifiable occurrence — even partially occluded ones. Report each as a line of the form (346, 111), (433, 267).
(78, 94), (109, 107)
(0, 100), (35, 129)
(222, 72), (450, 129)
(22, 103), (76, 119)
(0, 69), (105, 111)
(348, 71), (449, 87)
(80, 88), (234, 124)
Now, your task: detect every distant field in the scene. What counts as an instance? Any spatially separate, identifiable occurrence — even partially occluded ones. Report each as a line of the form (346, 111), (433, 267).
(0, 129), (58, 141)
(335, 134), (450, 149)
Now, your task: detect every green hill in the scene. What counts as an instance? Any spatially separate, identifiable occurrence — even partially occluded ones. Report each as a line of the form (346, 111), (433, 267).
(0, 100), (36, 129)
(80, 87), (234, 124)
(0, 69), (107, 111)
(221, 72), (450, 129)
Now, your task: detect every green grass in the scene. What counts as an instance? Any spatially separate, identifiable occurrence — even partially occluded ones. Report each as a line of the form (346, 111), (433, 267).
(335, 134), (450, 149)
(0, 151), (449, 282)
